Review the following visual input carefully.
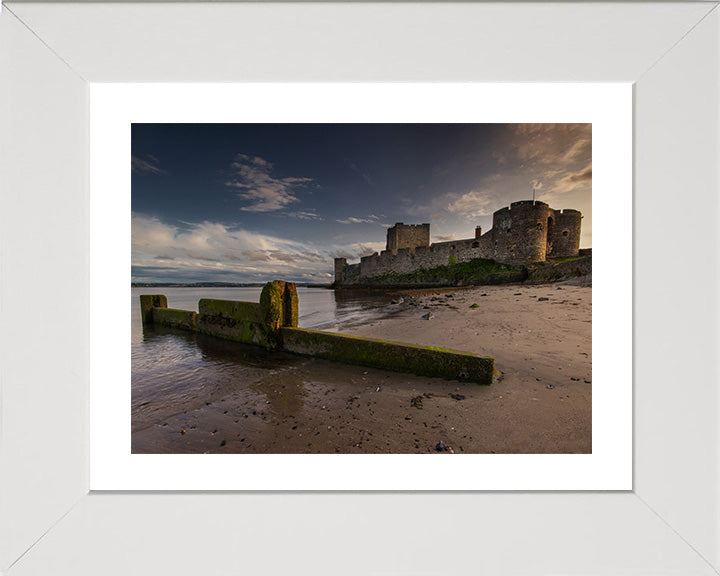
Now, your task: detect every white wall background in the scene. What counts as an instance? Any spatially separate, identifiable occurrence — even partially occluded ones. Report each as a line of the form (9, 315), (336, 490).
(0, 6), (88, 571)
(1, 2), (719, 575)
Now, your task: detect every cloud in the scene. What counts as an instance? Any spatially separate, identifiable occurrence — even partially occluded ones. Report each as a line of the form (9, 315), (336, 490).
(561, 137), (592, 163)
(446, 190), (495, 219)
(286, 209), (323, 221)
(132, 213), (391, 283)
(330, 241), (386, 260)
(398, 125), (591, 250)
(540, 163), (593, 200)
(132, 213), (333, 282)
(506, 124), (591, 168)
(561, 163), (592, 185)
(478, 124), (592, 208)
(224, 153), (313, 212)
(336, 215), (380, 225)
(132, 154), (166, 175)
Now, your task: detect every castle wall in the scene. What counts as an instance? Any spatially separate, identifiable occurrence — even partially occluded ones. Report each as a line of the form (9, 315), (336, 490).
(338, 236), (493, 285)
(386, 223), (430, 253)
(334, 260), (360, 285)
(335, 200), (583, 285)
(547, 209), (582, 258)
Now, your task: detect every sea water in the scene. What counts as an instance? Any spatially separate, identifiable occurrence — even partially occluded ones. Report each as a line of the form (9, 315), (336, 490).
(131, 287), (398, 431)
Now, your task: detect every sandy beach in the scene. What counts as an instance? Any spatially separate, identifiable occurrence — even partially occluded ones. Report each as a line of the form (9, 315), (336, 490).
(341, 278), (592, 453)
(132, 278), (591, 454)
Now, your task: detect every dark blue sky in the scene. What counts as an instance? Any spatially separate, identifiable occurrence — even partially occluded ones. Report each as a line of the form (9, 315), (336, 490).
(132, 123), (591, 283)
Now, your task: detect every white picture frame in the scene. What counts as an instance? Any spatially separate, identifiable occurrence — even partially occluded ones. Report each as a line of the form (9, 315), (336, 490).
(1, 2), (719, 575)
(90, 82), (631, 491)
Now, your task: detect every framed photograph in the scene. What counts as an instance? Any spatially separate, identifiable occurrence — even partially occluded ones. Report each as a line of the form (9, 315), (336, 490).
(2, 2), (718, 575)
(91, 83), (630, 491)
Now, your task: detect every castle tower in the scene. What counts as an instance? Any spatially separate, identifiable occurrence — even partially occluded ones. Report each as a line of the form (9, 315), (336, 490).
(386, 223), (430, 254)
(490, 200), (582, 264)
(547, 209), (582, 258)
(491, 200), (555, 264)
(334, 258), (347, 285)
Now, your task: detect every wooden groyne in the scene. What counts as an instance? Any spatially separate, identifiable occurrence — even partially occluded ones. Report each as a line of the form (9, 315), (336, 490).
(140, 280), (494, 385)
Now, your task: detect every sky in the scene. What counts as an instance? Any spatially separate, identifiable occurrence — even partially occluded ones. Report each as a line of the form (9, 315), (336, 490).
(132, 123), (591, 283)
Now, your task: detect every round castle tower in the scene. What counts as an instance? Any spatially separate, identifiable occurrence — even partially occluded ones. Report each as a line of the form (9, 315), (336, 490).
(491, 200), (581, 264)
(548, 209), (582, 258)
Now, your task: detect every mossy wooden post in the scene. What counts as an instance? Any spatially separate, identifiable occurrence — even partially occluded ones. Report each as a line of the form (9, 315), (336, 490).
(139, 294), (167, 325)
(154, 308), (197, 330)
(196, 298), (265, 346)
(283, 283), (299, 328)
(280, 328), (495, 385)
(259, 280), (298, 348)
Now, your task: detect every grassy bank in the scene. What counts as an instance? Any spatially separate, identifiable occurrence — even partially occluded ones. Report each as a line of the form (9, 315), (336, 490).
(339, 254), (591, 288)
(365, 258), (527, 287)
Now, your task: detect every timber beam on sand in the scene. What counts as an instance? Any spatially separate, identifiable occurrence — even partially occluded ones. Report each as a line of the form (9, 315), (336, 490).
(140, 280), (494, 385)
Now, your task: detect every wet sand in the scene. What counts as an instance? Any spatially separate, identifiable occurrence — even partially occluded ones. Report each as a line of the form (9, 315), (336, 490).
(132, 279), (591, 454)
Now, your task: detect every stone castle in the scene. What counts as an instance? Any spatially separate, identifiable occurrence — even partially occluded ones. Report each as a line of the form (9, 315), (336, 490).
(334, 200), (582, 285)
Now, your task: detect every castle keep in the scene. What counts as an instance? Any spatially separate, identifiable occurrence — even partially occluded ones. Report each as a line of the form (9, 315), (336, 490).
(334, 200), (582, 286)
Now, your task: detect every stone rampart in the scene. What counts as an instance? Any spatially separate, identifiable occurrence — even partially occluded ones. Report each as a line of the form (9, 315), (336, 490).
(334, 199), (583, 284)
(338, 237), (494, 285)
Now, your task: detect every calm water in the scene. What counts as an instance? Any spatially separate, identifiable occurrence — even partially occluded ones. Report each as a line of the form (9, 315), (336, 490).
(131, 287), (398, 431)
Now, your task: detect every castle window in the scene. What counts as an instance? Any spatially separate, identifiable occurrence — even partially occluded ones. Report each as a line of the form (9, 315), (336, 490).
(472, 241), (479, 248)
(563, 230), (569, 236)
(507, 228), (511, 234)
(536, 222), (543, 230)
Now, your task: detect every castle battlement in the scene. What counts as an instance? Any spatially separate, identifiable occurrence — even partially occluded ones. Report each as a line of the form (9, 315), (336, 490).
(511, 199), (548, 209)
(334, 199), (582, 286)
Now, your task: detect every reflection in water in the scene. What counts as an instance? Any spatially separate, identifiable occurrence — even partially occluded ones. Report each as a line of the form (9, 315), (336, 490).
(333, 288), (395, 309)
(296, 288), (396, 330)
(131, 287), (399, 432)
(133, 324), (302, 430)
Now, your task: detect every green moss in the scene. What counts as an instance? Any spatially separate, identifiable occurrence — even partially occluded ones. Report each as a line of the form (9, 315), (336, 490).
(153, 308), (198, 330)
(192, 281), (299, 349)
(139, 294), (167, 324)
(198, 299), (261, 322)
(549, 256), (583, 263)
(448, 254), (457, 265)
(280, 328), (494, 385)
(260, 281), (285, 330)
(283, 283), (299, 328)
(145, 281), (302, 350)
(196, 312), (272, 348)
(260, 280), (299, 333)
(526, 255), (591, 283)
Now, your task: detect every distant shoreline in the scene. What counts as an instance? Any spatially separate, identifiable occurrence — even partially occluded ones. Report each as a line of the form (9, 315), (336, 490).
(131, 282), (333, 289)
